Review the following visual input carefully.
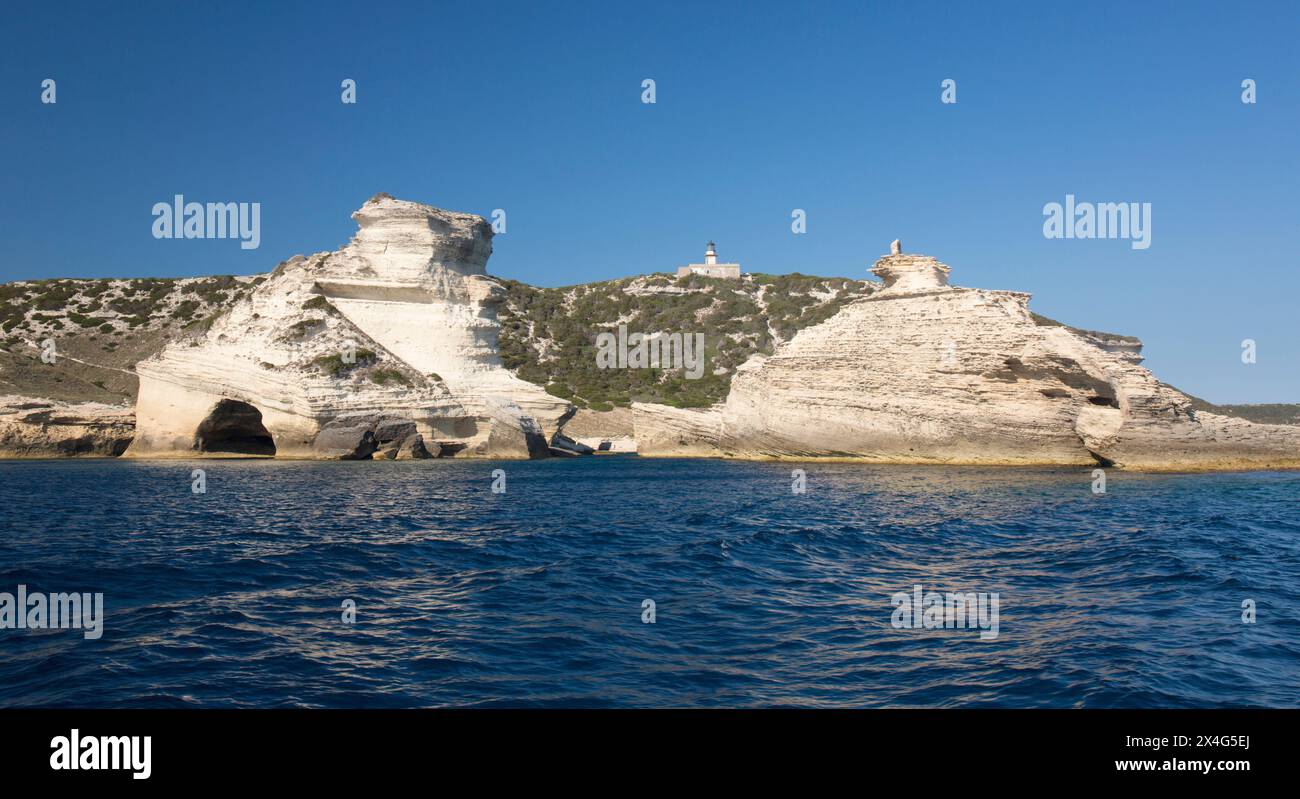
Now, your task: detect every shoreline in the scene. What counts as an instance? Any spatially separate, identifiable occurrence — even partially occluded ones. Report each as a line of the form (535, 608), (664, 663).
(5, 451), (1300, 474)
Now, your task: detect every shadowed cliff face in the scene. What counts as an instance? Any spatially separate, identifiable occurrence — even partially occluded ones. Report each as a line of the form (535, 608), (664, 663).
(194, 399), (276, 456)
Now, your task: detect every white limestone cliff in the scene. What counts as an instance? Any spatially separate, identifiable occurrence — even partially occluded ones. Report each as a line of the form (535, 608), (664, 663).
(7, 208), (1297, 470)
(125, 195), (570, 459)
(633, 247), (1300, 470)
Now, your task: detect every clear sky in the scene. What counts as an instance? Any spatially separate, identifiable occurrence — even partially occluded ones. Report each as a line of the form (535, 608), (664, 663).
(1, 1), (1297, 403)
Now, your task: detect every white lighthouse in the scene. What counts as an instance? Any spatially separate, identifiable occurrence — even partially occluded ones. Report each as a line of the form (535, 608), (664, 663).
(677, 241), (741, 278)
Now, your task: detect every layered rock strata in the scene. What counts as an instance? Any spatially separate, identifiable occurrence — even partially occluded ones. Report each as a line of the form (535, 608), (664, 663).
(5, 205), (1298, 470)
(0, 396), (135, 457)
(125, 195), (569, 459)
(632, 248), (1300, 470)
(560, 407), (637, 453)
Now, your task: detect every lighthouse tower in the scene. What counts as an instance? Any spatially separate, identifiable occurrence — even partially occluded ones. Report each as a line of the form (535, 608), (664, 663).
(676, 241), (741, 278)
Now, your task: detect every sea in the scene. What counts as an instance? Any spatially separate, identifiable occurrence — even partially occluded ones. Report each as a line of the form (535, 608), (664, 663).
(1, 457), (1297, 708)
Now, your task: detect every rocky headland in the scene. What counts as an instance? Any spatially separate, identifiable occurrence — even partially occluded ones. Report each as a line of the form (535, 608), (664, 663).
(632, 250), (1300, 470)
(125, 194), (568, 460)
(1, 195), (1297, 470)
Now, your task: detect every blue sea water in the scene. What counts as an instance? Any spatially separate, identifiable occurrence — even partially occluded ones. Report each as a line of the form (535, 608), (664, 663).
(0, 457), (1297, 708)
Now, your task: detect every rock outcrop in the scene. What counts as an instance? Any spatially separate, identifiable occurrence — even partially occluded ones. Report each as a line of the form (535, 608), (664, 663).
(0, 396), (135, 457)
(5, 207), (1298, 470)
(631, 404), (724, 457)
(633, 247), (1300, 470)
(560, 407), (637, 453)
(124, 195), (571, 459)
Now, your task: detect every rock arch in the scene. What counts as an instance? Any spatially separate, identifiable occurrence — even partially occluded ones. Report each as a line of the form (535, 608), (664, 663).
(194, 399), (276, 456)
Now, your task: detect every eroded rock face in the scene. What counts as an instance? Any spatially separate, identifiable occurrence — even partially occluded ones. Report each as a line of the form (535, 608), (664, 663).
(634, 248), (1300, 470)
(558, 407), (637, 453)
(870, 251), (950, 293)
(313, 195), (572, 439)
(195, 399), (276, 456)
(394, 433), (434, 460)
(125, 195), (571, 459)
(12, 214), (1298, 469)
(474, 399), (550, 458)
(0, 396), (135, 457)
(313, 415), (382, 460)
(633, 403), (724, 457)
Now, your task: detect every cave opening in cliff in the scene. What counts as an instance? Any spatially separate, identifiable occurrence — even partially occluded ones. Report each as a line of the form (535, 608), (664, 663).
(194, 399), (276, 456)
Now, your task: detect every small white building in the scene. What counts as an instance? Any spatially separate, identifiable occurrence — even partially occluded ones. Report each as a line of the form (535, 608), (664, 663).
(676, 241), (741, 278)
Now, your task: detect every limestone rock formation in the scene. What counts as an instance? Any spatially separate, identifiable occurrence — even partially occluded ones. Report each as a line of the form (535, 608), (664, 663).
(632, 403), (724, 457)
(559, 407), (637, 453)
(5, 204), (1297, 470)
(394, 433), (435, 459)
(0, 396), (135, 457)
(633, 247), (1300, 470)
(125, 195), (571, 459)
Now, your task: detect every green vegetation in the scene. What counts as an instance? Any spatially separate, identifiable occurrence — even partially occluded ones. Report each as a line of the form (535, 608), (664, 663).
(1169, 385), (1300, 426)
(1031, 312), (1142, 344)
(172, 299), (200, 321)
(10, 267), (1296, 427)
(311, 348), (377, 377)
(67, 312), (102, 328)
(285, 318), (325, 339)
(370, 368), (411, 386)
(0, 276), (260, 344)
(497, 272), (873, 408)
(302, 295), (336, 313)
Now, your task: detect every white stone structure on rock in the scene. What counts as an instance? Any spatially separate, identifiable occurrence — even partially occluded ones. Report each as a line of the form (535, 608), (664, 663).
(676, 241), (741, 279)
(633, 245), (1300, 470)
(125, 194), (571, 459)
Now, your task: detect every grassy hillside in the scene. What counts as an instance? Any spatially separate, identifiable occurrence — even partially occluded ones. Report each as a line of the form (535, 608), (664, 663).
(1180, 394), (1300, 426)
(497, 272), (875, 409)
(0, 276), (262, 403)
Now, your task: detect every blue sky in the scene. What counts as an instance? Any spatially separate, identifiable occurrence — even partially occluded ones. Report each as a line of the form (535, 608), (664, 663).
(1, 0), (1297, 403)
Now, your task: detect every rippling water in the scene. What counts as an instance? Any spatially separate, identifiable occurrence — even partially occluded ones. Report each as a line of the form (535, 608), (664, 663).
(1, 457), (1297, 708)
